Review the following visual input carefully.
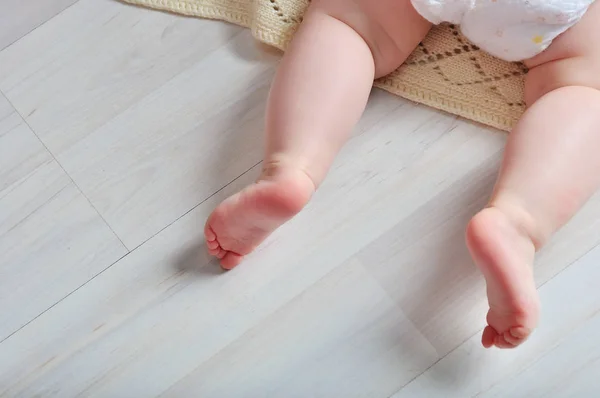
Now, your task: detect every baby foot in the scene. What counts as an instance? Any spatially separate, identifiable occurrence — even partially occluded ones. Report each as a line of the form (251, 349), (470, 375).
(466, 207), (541, 349)
(205, 167), (315, 269)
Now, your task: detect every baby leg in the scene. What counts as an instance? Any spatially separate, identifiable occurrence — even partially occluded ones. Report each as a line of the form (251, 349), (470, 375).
(205, 0), (431, 269)
(467, 1), (600, 349)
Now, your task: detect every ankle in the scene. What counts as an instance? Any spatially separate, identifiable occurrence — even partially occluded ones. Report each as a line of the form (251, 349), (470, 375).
(488, 196), (546, 251)
(261, 157), (318, 190)
(254, 158), (317, 216)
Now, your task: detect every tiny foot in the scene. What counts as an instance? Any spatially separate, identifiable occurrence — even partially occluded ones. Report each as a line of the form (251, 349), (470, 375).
(466, 207), (541, 349)
(205, 168), (315, 269)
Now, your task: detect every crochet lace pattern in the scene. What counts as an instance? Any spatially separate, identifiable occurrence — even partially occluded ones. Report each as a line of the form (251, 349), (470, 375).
(124, 0), (527, 131)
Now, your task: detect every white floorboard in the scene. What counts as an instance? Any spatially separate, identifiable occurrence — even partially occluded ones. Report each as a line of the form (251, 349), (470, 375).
(0, 93), (126, 342)
(0, 0), (251, 248)
(1, 0), (600, 396)
(0, 0), (78, 51)
(393, 244), (600, 398)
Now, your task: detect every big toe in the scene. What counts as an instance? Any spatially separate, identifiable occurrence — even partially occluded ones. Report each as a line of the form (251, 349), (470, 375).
(220, 252), (244, 270)
(482, 325), (497, 348)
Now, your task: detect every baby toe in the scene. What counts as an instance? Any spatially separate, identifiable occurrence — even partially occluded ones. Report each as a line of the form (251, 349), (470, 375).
(510, 326), (531, 340)
(494, 334), (517, 349)
(221, 252), (244, 270)
(204, 224), (217, 241)
(208, 246), (221, 256)
(482, 325), (498, 348)
(503, 330), (523, 346)
(216, 249), (227, 259)
(207, 240), (220, 250)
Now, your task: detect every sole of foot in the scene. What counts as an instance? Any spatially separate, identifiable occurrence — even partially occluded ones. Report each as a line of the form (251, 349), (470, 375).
(466, 206), (541, 349)
(204, 168), (315, 270)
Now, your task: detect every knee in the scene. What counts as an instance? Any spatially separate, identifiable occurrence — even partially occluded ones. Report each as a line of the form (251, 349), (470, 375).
(524, 55), (600, 106)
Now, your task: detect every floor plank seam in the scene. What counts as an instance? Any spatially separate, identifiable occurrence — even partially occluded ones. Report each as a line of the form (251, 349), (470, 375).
(0, 251), (130, 345)
(126, 159), (263, 253)
(0, 161), (262, 344)
(350, 261), (448, 398)
(387, 239), (600, 397)
(0, 0), (83, 53)
(1, 93), (130, 252)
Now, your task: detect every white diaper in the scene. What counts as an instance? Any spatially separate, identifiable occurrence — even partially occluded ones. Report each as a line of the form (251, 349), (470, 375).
(411, 0), (594, 61)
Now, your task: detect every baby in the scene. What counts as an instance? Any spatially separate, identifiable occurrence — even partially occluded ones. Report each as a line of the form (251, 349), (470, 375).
(204, 0), (600, 349)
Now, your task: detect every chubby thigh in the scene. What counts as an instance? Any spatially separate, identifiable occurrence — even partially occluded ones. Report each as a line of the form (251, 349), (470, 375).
(524, 0), (600, 104)
(309, 0), (431, 77)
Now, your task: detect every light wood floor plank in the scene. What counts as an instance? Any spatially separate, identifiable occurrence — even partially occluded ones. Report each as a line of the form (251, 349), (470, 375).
(392, 243), (600, 397)
(0, 0), (78, 51)
(162, 259), (438, 397)
(479, 313), (600, 397)
(2, 3), (600, 396)
(0, 0), (271, 248)
(0, 98), (495, 396)
(0, 93), (127, 341)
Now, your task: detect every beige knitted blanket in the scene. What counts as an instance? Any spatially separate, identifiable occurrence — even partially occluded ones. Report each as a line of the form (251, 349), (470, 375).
(124, 0), (528, 131)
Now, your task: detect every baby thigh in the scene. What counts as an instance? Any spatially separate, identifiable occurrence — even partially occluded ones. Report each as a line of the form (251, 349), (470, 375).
(312, 0), (431, 77)
(492, 1), (600, 242)
(524, 1), (600, 105)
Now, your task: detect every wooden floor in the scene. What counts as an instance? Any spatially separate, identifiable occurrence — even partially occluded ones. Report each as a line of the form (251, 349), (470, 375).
(1, 1), (600, 396)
